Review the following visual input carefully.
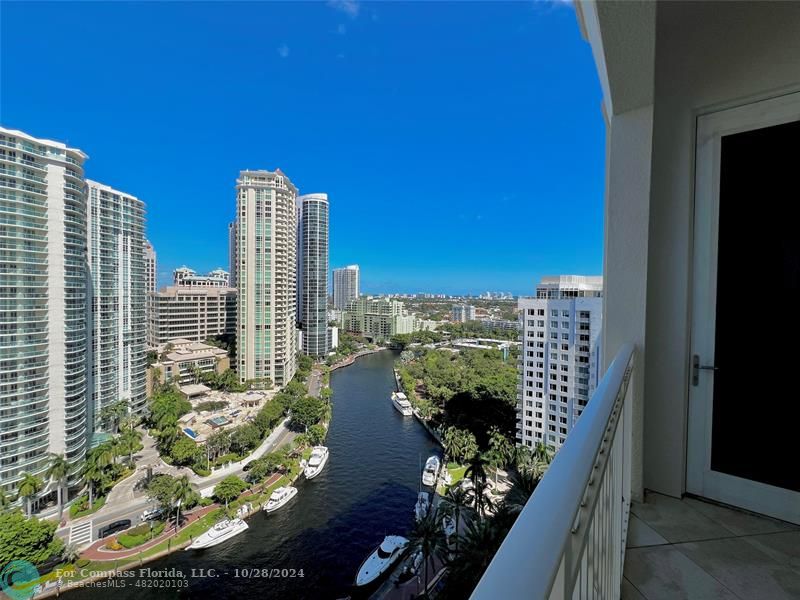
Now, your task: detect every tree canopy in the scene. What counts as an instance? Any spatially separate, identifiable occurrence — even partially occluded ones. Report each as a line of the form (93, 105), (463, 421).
(0, 511), (63, 565)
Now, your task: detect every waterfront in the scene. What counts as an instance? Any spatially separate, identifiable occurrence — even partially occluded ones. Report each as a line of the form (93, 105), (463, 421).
(71, 350), (440, 599)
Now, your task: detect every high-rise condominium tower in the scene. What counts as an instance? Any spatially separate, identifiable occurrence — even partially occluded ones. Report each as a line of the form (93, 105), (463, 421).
(86, 180), (147, 424)
(517, 275), (603, 450)
(235, 169), (298, 387)
(228, 220), (237, 288)
(0, 127), (89, 494)
(297, 194), (329, 357)
(333, 264), (359, 310)
(144, 238), (157, 294)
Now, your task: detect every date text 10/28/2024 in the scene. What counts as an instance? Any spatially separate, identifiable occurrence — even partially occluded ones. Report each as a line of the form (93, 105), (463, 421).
(56, 567), (306, 586)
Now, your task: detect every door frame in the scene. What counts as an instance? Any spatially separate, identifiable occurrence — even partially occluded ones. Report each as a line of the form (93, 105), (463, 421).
(687, 91), (800, 524)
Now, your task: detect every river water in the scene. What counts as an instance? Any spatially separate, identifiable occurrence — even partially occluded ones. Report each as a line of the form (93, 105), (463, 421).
(72, 350), (440, 599)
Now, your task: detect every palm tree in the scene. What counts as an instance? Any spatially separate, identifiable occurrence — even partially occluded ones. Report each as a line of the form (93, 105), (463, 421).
(487, 427), (513, 488)
(445, 515), (506, 598)
(81, 454), (104, 507)
(465, 452), (488, 491)
(504, 469), (541, 514)
(171, 475), (194, 530)
(119, 428), (142, 466)
(442, 426), (461, 466)
(18, 472), (44, 517)
(408, 509), (448, 597)
(45, 453), (70, 522)
(470, 479), (495, 519)
(533, 441), (554, 465)
(0, 488), (10, 512)
(443, 485), (472, 555)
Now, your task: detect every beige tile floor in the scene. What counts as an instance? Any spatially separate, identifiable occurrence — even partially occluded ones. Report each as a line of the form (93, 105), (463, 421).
(623, 492), (800, 600)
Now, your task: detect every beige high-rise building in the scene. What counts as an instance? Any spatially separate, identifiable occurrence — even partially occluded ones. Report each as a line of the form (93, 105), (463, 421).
(147, 286), (236, 346)
(235, 169), (297, 388)
(144, 239), (156, 294)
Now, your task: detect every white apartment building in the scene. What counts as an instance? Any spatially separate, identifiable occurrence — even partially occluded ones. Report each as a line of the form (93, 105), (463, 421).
(451, 304), (476, 322)
(517, 275), (602, 450)
(173, 266), (230, 287)
(147, 286), (236, 346)
(0, 127), (89, 494)
(86, 180), (147, 427)
(235, 169), (297, 388)
(342, 296), (417, 341)
(333, 264), (359, 310)
(143, 238), (156, 294)
(297, 193), (329, 357)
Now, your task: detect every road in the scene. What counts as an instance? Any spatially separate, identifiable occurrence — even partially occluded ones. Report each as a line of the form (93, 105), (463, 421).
(61, 418), (296, 546)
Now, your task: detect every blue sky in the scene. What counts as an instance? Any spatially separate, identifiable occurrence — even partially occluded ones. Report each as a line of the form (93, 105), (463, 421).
(1, 1), (604, 295)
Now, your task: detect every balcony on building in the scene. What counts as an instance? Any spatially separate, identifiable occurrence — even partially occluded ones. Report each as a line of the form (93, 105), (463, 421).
(471, 2), (800, 599)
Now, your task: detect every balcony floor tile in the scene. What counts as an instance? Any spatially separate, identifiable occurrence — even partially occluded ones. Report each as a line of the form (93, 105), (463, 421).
(625, 492), (800, 600)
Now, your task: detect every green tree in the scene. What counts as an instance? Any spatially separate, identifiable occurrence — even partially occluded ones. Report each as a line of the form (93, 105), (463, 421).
(45, 454), (70, 522)
(504, 469), (541, 515)
(408, 509), (448, 597)
(0, 511), (64, 565)
(306, 424), (326, 446)
(443, 484), (472, 555)
(213, 475), (247, 508)
(146, 474), (178, 513)
(81, 455), (105, 507)
(118, 427), (142, 466)
(171, 437), (202, 466)
(18, 472), (44, 517)
(487, 427), (513, 487)
(172, 475), (195, 529)
(289, 396), (325, 431)
(230, 423), (262, 455)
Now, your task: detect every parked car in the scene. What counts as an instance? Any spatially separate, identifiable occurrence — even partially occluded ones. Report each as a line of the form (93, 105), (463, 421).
(98, 519), (132, 539)
(140, 508), (163, 522)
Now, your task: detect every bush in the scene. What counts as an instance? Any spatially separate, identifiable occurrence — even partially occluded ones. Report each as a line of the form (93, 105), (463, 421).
(192, 466), (211, 477)
(69, 495), (106, 518)
(118, 521), (165, 549)
(213, 452), (241, 467)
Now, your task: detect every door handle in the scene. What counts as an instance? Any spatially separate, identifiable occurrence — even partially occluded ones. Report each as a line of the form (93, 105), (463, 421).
(692, 354), (719, 386)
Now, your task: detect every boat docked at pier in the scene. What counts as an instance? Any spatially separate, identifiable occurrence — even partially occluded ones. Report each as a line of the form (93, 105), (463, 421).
(187, 518), (248, 550)
(421, 455), (440, 487)
(304, 446), (329, 479)
(262, 486), (298, 513)
(390, 391), (413, 416)
(415, 491), (431, 522)
(354, 535), (409, 587)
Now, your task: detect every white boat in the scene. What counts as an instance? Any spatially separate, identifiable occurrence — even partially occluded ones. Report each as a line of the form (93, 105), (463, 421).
(262, 486), (298, 513)
(442, 514), (456, 537)
(355, 535), (409, 587)
(415, 491), (430, 522)
(304, 446), (329, 479)
(422, 455), (440, 487)
(187, 518), (248, 550)
(390, 391), (413, 416)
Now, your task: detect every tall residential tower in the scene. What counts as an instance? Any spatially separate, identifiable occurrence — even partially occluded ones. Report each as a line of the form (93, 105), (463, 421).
(517, 276), (603, 450)
(0, 127), (89, 494)
(297, 193), (329, 357)
(235, 170), (298, 387)
(333, 264), (359, 310)
(86, 180), (147, 424)
(144, 239), (156, 294)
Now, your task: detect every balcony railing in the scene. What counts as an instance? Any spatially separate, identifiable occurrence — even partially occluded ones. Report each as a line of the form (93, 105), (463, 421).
(471, 343), (634, 600)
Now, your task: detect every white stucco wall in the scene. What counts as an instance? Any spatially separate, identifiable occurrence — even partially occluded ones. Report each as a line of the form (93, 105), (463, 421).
(644, 1), (800, 496)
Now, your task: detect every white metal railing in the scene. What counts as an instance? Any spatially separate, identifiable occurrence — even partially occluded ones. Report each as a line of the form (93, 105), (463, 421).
(471, 343), (635, 600)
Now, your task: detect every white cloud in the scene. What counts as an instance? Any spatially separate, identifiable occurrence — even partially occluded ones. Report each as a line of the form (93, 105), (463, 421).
(277, 44), (290, 58)
(327, 0), (360, 19)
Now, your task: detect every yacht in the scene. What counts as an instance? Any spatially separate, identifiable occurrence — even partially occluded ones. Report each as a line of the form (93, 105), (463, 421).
(421, 455), (440, 487)
(304, 446), (329, 479)
(415, 491), (430, 522)
(262, 486), (298, 513)
(390, 391), (413, 416)
(187, 518), (248, 550)
(354, 535), (409, 587)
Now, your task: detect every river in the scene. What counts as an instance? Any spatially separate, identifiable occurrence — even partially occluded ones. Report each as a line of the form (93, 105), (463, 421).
(71, 350), (441, 599)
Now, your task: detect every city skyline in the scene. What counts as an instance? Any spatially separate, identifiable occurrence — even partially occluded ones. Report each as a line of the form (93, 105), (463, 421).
(1, 1), (604, 295)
